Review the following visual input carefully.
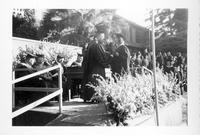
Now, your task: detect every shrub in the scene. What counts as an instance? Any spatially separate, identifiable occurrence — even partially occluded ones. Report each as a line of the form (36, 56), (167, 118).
(88, 68), (181, 126)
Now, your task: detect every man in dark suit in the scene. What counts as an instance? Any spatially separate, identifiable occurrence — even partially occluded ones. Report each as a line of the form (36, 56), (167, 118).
(110, 34), (131, 76)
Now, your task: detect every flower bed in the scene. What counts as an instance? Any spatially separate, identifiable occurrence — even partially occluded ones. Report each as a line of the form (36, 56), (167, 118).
(88, 68), (182, 126)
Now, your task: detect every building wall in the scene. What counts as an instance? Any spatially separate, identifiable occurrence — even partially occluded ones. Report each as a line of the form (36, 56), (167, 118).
(117, 16), (150, 48)
(127, 24), (149, 48)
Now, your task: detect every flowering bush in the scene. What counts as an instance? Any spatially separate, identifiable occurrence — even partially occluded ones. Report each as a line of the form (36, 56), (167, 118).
(88, 68), (181, 126)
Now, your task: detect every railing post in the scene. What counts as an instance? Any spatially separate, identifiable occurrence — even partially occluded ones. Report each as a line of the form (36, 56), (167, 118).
(152, 9), (159, 126)
(58, 64), (63, 113)
(12, 71), (15, 108)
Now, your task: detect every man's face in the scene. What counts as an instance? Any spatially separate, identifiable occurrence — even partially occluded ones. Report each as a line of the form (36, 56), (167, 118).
(112, 35), (118, 43)
(120, 37), (125, 45)
(37, 57), (44, 64)
(77, 56), (83, 63)
(28, 58), (35, 66)
(97, 33), (105, 42)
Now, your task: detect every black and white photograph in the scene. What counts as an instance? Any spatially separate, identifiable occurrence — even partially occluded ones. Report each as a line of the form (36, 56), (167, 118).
(11, 8), (188, 126)
(0, 0), (200, 134)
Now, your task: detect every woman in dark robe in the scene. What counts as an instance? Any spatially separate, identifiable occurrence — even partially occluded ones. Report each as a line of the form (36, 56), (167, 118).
(81, 32), (110, 102)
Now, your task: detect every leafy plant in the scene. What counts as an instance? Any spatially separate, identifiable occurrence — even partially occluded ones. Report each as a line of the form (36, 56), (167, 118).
(88, 68), (181, 126)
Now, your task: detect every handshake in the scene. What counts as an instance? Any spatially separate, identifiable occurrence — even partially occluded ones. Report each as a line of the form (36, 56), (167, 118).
(106, 51), (119, 58)
(110, 52), (119, 57)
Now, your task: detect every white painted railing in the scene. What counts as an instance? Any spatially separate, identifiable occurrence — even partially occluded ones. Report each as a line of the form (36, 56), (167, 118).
(12, 64), (63, 118)
(142, 66), (153, 75)
(132, 66), (153, 75)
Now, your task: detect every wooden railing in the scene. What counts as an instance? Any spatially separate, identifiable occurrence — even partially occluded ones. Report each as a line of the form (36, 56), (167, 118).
(12, 64), (63, 118)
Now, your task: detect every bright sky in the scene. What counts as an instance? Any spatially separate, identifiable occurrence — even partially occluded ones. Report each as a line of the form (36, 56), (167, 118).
(35, 9), (46, 25)
(35, 9), (150, 27)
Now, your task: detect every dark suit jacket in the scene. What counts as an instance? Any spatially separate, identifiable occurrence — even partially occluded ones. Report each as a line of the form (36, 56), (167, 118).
(111, 45), (131, 75)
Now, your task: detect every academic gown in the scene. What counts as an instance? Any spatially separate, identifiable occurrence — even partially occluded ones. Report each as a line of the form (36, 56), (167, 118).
(82, 41), (109, 101)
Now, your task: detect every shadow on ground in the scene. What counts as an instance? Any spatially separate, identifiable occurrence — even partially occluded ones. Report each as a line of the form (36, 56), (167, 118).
(12, 110), (60, 126)
(12, 100), (108, 126)
(45, 102), (108, 126)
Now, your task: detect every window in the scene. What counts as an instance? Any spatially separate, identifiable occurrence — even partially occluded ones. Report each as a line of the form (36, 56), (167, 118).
(136, 30), (145, 43)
